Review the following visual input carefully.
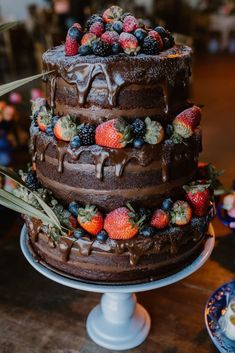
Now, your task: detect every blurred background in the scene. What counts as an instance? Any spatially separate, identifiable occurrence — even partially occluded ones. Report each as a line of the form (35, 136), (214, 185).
(0, 0), (235, 226)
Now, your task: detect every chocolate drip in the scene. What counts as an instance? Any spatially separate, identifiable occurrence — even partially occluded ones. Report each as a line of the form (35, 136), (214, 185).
(50, 75), (57, 110)
(75, 237), (94, 256)
(59, 236), (74, 261)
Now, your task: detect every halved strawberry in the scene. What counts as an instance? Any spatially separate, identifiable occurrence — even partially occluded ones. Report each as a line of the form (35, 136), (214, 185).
(37, 107), (52, 132)
(173, 106), (201, 138)
(119, 32), (140, 55)
(53, 115), (77, 141)
(103, 6), (123, 23)
(77, 204), (103, 236)
(81, 32), (97, 46)
(183, 182), (211, 217)
(95, 118), (132, 148)
(104, 206), (143, 240)
(144, 117), (164, 144)
(151, 209), (169, 229)
(170, 200), (192, 225)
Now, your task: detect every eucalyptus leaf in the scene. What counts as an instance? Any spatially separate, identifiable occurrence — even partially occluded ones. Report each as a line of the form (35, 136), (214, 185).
(0, 189), (55, 225)
(0, 22), (18, 33)
(0, 72), (53, 97)
(0, 166), (61, 228)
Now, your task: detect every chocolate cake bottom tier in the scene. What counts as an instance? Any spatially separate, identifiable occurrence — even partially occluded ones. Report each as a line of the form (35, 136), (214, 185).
(25, 216), (211, 285)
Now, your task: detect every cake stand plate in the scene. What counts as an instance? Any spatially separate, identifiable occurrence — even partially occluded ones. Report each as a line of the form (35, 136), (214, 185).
(20, 224), (215, 351)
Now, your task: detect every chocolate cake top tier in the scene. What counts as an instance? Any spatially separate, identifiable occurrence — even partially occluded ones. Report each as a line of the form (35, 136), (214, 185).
(42, 44), (192, 124)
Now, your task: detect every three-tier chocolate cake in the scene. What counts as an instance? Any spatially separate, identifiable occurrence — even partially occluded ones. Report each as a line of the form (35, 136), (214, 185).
(24, 6), (213, 284)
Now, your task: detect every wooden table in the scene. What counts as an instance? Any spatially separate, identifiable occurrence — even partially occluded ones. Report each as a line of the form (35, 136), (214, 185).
(0, 54), (234, 353)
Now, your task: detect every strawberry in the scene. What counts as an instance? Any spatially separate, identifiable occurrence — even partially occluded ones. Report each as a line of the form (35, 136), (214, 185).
(173, 106), (202, 138)
(101, 31), (119, 45)
(119, 32), (140, 55)
(72, 22), (82, 33)
(123, 15), (139, 33)
(37, 107), (52, 132)
(77, 204), (103, 236)
(90, 22), (104, 37)
(183, 182), (211, 217)
(65, 36), (78, 56)
(103, 6), (123, 23)
(144, 117), (164, 144)
(148, 30), (163, 51)
(151, 209), (169, 229)
(67, 24), (83, 42)
(95, 118), (132, 148)
(104, 206), (142, 240)
(171, 201), (192, 226)
(81, 32), (97, 46)
(53, 115), (77, 141)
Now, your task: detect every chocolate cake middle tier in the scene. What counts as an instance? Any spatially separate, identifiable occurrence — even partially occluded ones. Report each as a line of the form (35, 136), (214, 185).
(31, 125), (201, 211)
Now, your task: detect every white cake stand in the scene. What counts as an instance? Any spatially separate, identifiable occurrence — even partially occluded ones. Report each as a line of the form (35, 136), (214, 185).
(20, 224), (215, 351)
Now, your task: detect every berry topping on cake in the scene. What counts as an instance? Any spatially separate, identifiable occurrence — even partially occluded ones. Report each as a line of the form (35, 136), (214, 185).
(86, 14), (103, 30)
(183, 182), (211, 217)
(133, 138), (145, 149)
(68, 201), (80, 217)
(68, 25), (82, 42)
(73, 228), (86, 239)
(131, 118), (146, 138)
(53, 116), (77, 141)
(144, 117), (164, 144)
(68, 215), (78, 229)
(65, 35), (79, 56)
(89, 22), (104, 37)
(134, 28), (147, 43)
(96, 230), (108, 242)
(123, 15), (139, 33)
(101, 31), (119, 45)
(25, 171), (40, 191)
(92, 40), (111, 56)
(81, 33), (97, 46)
(173, 106), (202, 139)
(154, 26), (168, 38)
(119, 32), (140, 55)
(104, 206), (142, 240)
(77, 204), (103, 236)
(103, 6), (123, 23)
(95, 118), (132, 149)
(78, 45), (93, 56)
(70, 135), (81, 149)
(138, 207), (152, 222)
(142, 35), (160, 55)
(37, 107), (52, 132)
(77, 124), (95, 146)
(140, 226), (155, 237)
(162, 198), (174, 211)
(171, 201), (192, 226)
(111, 42), (122, 54)
(149, 30), (163, 50)
(151, 209), (169, 229)
(51, 115), (60, 127)
(112, 20), (123, 33)
(45, 125), (54, 136)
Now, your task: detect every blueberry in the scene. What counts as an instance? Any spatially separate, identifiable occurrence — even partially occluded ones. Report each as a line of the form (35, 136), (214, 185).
(162, 198), (173, 211)
(112, 43), (121, 54)
(163, 37), (172, 50)
(78, 45), (93, 56)
(74, 228), (86, 239)
(112, 21), (123, 33)
(51, 115), (60, 127)
(133, 138), (145, 149)
(140, 226), (155, 237)
(139, 207), (152, 222)
(70, 135), (81, 149)
(68, 27), (82, 42)
(45, 125), (54, 136)
(68, 201), (80, 217)
(97, 230), (108, 242)
(134, 29), (147, 43)
(166, 124), (173, 137)
(154, 26), (167, 38)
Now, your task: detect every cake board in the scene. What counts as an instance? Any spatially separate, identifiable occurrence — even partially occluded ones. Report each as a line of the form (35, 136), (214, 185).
(20, 224), (215, 350)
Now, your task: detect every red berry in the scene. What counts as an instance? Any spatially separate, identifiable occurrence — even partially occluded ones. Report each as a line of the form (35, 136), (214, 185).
(151, 209), (169, 229)
(123, 15), (139, 33)
(77, 205), (103, 236)
(183, 182), (211, 217)
(119, 32), (140, 55)
(90, 22), (104, 37)
(103, 6), (123, 24)
(81, 33), (97, 46)
(173, 106), (202, 138)
(101, 31), (119, 45)
(149, 30), (163, 51)
(95, 118), (132, 149)
(65, 36), (79, 56)
(53, 116), (77, 141)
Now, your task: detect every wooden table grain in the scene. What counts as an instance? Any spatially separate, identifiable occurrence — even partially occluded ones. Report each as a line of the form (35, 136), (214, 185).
(0, 54), (234, 353)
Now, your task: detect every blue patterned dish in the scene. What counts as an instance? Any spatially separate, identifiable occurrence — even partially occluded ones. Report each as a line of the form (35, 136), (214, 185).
(205, 280), (235, 352)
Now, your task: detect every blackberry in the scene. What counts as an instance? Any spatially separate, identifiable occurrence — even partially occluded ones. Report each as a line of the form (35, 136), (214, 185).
(79, 45), (93, 56)
(25, 171), (40, 191)
(131, 119), (146, 138)
(86, 14), (103, 29)
(78, 124), (95, 145)
(92, 41), (111, 56)
(142, 36), (160, 55)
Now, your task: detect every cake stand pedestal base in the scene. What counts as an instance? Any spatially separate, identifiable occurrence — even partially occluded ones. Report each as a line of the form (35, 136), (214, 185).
(20, 224), (215, 351)
(87, 292), (150, 350)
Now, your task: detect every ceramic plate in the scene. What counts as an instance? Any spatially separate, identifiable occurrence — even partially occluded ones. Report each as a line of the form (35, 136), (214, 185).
(205, 280), (235, 352)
